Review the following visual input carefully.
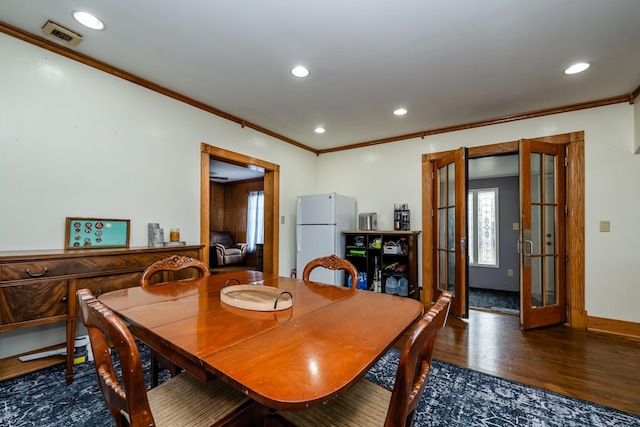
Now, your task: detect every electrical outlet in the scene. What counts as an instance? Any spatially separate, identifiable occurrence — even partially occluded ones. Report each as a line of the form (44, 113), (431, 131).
(512, 223), (520, 230)
(507, 269), (514, 277)
(281, 216), (285, 224)
(599, 220), (610, 232)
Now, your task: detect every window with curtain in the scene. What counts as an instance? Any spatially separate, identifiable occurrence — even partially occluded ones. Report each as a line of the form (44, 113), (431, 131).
(246, 190), (264, 253)
(468, 187), (499, 267)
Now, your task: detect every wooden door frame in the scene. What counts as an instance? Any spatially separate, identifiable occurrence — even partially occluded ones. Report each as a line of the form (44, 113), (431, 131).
(200, 143), (280, 275)
(422, 131), (586, 328)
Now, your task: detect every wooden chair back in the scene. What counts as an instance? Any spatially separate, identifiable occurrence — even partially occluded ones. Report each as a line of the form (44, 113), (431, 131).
(302, 254), (358, 289)
(77, 288), (155, 427)
(385, 290), (452, 426)
(140, 255), (210, 287)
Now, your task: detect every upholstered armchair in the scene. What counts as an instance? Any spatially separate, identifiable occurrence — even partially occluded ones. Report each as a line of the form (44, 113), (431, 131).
(209, 231), (247, 267)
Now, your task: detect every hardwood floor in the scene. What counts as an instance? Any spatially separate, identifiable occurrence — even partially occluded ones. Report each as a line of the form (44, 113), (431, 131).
(398, 309), (640, 416)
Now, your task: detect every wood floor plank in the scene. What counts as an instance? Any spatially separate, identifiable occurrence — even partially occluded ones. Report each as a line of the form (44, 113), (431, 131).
(419, 310), (640, 416)
(0, 343), (66, 381)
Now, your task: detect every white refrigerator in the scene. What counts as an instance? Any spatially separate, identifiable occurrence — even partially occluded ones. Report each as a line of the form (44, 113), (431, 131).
(296, 193), (357, 286)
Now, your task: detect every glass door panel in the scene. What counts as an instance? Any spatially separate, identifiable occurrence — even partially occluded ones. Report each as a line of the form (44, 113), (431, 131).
(520, 139), (566, 329)
(436, 162), (451, 294)
(433, 148), (468, 318)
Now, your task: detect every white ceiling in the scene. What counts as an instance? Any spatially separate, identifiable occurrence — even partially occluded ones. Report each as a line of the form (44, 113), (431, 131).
(1, 1), (640, 152)
(210, 160), (264, 183)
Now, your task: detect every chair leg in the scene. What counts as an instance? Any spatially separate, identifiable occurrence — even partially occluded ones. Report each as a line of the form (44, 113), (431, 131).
(150, 349), (181, 388)
(150, 352), (160, 389)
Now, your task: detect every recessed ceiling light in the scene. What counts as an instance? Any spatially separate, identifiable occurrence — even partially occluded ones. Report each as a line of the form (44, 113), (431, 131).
(314, 127), (325, 134)
(291, 66), (310, 78)
(564, 62), (590, 75)
(72, 11), (105, 30)
(394, 108), (408, 116)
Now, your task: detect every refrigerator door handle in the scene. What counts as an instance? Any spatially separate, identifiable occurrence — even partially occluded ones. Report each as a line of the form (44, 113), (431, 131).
(296, 225), (301, 252)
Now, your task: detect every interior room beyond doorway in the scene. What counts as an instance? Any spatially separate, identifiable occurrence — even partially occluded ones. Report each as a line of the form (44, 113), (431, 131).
(468, 154), (520, 315)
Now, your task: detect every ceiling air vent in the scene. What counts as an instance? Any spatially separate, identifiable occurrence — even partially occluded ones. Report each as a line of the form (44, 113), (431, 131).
(41, 20), (83, 47)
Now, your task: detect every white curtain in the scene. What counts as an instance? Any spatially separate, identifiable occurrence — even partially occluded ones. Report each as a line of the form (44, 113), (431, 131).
(246, 191), (264, 253)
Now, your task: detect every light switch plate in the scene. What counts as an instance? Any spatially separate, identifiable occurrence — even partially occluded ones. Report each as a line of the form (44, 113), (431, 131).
(599, 220), (610, 232)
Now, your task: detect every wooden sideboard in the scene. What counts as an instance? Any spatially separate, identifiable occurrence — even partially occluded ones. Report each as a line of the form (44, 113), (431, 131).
(0, 245), (204, 384)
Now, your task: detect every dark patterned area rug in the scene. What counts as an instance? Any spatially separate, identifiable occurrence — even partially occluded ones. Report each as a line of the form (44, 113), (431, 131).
(2, 344), (638, 426)
(366, 349), (640, 427)
(0, 343), (169, 427)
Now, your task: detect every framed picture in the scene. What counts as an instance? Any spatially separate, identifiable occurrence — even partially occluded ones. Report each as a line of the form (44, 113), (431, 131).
(65, 217), (130, 249)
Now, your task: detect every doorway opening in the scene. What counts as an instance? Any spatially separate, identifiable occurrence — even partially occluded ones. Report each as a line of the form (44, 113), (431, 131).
(467, 154), (520, 315)
(209, 159), (264, 272)
(200, 144), (280, 275)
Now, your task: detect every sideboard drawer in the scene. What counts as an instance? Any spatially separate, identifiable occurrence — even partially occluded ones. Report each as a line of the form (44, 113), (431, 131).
(0, 280), (68, 325)
(76, 272), (141, 297)
(0, 249), (201, 282)
(0, 261), (74, 282)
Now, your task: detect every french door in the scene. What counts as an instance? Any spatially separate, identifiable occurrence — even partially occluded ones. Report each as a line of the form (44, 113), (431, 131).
(519, 138), (566, 329)
(429, 140), (567, 328)
(432, 148), (468, 318)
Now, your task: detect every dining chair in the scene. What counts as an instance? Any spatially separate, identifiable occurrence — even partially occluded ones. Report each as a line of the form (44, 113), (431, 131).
(140, 255), (210, 387)
(264, 291), (453, 427)
(140, 254), (210, 287)
(76, 288), (254, 427)
(302, 254), (359, 289)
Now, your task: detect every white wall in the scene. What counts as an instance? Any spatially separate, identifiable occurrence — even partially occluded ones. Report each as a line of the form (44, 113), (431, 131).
(0, 33), (318, 357)
(317, 104), (640, 324)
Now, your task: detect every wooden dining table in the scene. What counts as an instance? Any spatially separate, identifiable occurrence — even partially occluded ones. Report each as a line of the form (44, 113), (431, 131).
(97, 271), (424, 411)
